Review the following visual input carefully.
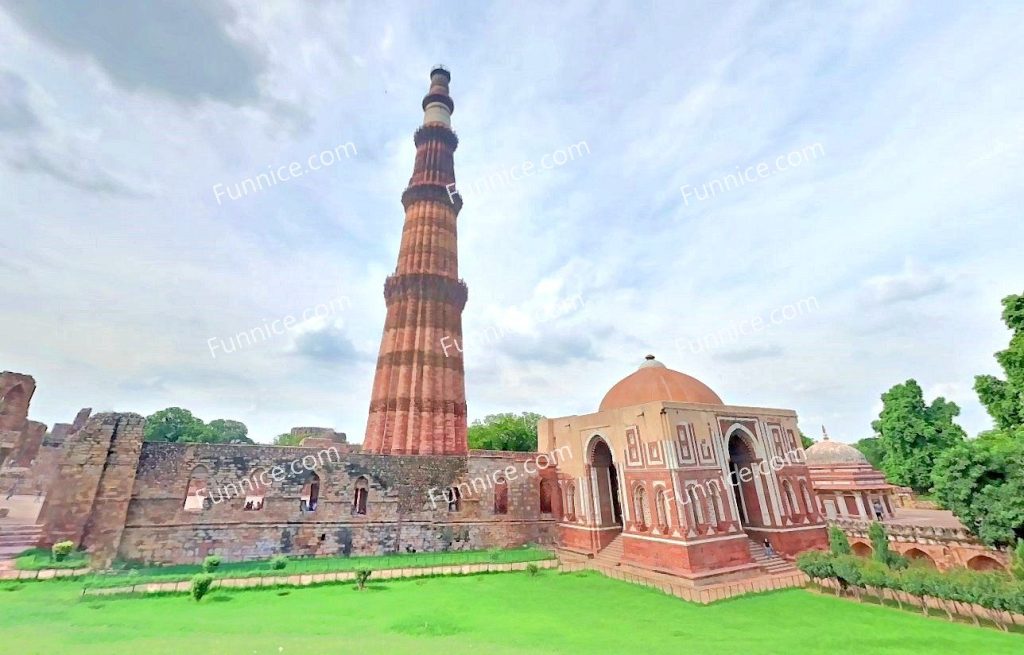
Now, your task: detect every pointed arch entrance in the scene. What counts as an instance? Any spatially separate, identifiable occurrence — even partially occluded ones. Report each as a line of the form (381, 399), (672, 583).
(588, 437), (623, 529)
(727, 429), (768, 528)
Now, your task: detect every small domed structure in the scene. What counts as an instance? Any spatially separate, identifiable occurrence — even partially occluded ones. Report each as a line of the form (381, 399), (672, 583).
(804, 432), (868, 466)
(599, 355), (723, 411)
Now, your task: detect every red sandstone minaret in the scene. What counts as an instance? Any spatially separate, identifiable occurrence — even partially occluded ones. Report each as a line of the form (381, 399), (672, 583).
(363, 67), (468, 455)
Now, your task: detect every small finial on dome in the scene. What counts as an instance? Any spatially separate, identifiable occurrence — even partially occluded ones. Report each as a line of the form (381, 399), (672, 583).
(645, 354), (655, 360)
(822, 425), (830, 440)
(639, 354), (664, 369)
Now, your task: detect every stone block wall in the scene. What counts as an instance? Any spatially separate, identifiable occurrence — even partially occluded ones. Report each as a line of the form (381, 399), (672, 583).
(40, 415), (559, 565)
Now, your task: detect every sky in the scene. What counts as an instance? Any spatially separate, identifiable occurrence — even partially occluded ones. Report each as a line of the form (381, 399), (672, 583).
(1, 1), (1022, 445)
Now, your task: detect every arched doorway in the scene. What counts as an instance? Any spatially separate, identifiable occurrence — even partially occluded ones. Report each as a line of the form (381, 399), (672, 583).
(966, 555), (1003, 571)
(852, 541), (873, 557)
(728, 430), (765, 527)
(589, 437), (622, 528)
(903, 547), (937, 569)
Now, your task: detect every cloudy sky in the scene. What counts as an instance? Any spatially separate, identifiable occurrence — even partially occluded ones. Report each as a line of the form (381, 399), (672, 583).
(2, 1), (1021, 444)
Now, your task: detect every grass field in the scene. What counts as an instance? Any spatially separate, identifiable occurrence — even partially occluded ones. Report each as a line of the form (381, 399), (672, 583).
(1, 570), (1021, 655)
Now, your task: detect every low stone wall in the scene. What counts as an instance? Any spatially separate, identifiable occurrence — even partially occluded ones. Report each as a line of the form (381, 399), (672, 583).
(80, 559), (559, 596)
(830, 518), (1009, 571)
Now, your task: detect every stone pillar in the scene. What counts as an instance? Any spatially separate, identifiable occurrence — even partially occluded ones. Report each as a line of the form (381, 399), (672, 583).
(39, 413), (145, 567)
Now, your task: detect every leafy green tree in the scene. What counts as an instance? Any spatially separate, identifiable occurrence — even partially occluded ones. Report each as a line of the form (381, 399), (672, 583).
(975, 292), (1024, 431)
(828, 526), (851, 556)
(273, 432), (304, 446)
(869, 522), (891, 564)
(798, 430), (815, 449)
(1012, 540), (1024, 581)
(207, 419), (252, 444)
(853, 437), (884, 469)
(871, 380), (965, 492)
(467, 412), (543, 452)
(932, 429), (1024, 547)
(143, 407), (209, 443)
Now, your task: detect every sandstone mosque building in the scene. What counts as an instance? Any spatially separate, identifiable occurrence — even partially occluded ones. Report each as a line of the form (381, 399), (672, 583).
(8, 68), (828, 584)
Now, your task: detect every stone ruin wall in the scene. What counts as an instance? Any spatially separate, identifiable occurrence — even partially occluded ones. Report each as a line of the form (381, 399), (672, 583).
(40, 413), (559, 566)
(832, 518), (1010, 572)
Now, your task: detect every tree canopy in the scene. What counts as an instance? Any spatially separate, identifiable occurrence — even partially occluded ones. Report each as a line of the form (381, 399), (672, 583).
(974, 292), (1024, 431)
(871, 379), (965, 492)
(143, 408), (253, 444)
(931, 291), (1024, 547)
(273, 432), (305, 446)
(853, 437), (884, 469)
(466, 412), (543, 452)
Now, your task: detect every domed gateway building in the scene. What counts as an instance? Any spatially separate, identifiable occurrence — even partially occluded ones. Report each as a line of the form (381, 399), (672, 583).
(538, 355), (828, 582)
(804, 429), (897, 521)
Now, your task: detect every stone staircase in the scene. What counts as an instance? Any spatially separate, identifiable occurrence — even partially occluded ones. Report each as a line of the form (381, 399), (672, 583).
(0, 524), (41, 560)
(747, 539), (796, 575)
(592, 533), (624, 567)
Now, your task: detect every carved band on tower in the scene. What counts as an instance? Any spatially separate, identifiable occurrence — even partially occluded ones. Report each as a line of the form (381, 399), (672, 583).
(363, 67), (468, 455)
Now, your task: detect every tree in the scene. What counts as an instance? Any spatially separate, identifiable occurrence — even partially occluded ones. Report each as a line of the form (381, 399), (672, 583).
(1013, 540), (1024, 581)
(273, 432), (304, 446)
(853, 437), (884, 469)
(143, 407), (209, 443)
(871, 380), (965, 492)
(143, 408), (252, 444)
(828, 526), (851, 556)
(467, 412), (543, 452)
(207, 419), (252, 444)
(974, 292), (1024, 431)
(798, 430), (815, 449)
(932, 429), (1024, 547)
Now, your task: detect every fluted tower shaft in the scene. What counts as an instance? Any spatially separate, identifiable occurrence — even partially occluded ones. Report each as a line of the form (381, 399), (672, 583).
(363, 67), (468, 455)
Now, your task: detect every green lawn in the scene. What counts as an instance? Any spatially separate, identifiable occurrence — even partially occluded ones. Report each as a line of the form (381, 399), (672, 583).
(68, 546), (553, 589)
(1, 570), (1020, 654)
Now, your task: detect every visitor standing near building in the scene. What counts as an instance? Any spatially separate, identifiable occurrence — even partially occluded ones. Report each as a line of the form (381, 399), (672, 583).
(763, 538), (775, 557)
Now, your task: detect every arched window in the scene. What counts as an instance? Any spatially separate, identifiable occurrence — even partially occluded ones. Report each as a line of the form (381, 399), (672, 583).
(0, 383), (25, 417)
(352, 476), (369, 515)
(446, 486), (461, 512)
(539, 479), (554, 514)
(300, 472), (320, 512)
(633, 484), (651, 531)
(183, 466), (209, 512)
(687, 486), (704, 527)
(800, 481), (814, 516)
(494, 477), (509, 514)
(783, 480), (798, 517)
(243, 468), (267, 511)
(654, 489), (669, 531)
(564, 482), (577, 520)
(706, 485), (720, 526)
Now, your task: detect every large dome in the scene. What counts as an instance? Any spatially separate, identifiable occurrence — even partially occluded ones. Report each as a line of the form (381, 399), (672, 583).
(805, 435), (868, 466)
(599, 355), (723, 411)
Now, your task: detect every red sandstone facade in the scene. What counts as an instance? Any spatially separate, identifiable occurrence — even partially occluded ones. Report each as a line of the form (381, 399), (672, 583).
(539, 356), (829, 582)
(363, 67), (469, 455)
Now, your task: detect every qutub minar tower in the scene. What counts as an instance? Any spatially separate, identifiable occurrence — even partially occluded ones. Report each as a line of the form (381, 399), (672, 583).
(364, 67), (469, 455)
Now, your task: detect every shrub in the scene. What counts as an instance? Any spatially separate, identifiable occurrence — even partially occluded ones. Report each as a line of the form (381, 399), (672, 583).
(526, 563), (539, 577)
(355, 569), (371, 590)
(1012, 539), (1024, 581)
(202, 555), (222, 572)
(190, 573), (214, 602)
(51, 541), (75, 562)
(269, 555), (288, 571)
(828, 526), (851, 556)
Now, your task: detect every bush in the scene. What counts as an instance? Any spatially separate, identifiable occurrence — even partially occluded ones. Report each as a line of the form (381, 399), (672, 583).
(51, 541), (74, 562)
(269, 555), (288, 571)
(190, 573), (214, 602)
(828, 526), (851, 556)
(355, 569), (371, 590)
(1012, 539), (1024, 581)
(202, 555), (222, 572)
(526, 563), (539, 577)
